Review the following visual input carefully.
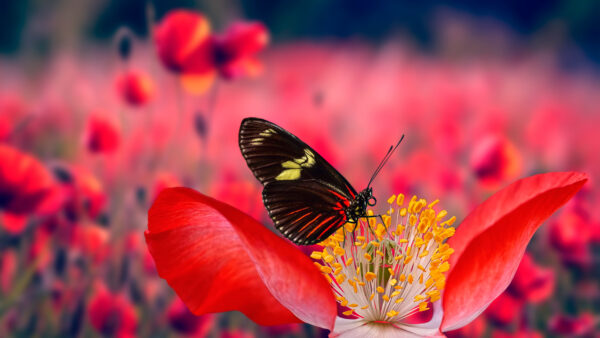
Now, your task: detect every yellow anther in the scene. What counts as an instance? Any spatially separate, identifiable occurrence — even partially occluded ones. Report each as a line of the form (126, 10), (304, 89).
(419, 302), (429, 311)
(365, 272), (377, 282)
(320, 266), (332, 274)
(345, 257), (354, 267)
(370, 241), (380, 247)
(408, 275), (414, 284)
(428, 199), (439, 208)
(399, 239), (408, 243)
(419, 250), (429, 258)
(348, 304), (358, 308)
(386, 310), (398, 317)
(395, 298), (404, 304)
(377, 286), (385, 293)
(334, 247), (345, 256)
(389, 278), (397, 286)
(418, 264), (426, 272)
(356, 236), (365, 242)
(399, 274), (406, 282)
(414, 295), (426, 302)
(406, 247), (412, 256)
(334, 266), (342, 275)
(436, 210), (448, 220)
(394, 255), (403, 261)
(323, 255), (335, 263)
(409, 215), (417, 226)
(400, 208), (407, 217)
(391, 291), (401, 297)
(324, 275), (332, 284)
(356, 266), (361, 275)
(387, 195), (396, 204)
(369, 293), (375, 301)
(336, 274), (346, 283)
(361, 305), (369, 310)
(342, 310), (354, 316)
(364, 253), (372, 261)
(396, 194), (405, 206)
(403, 255), (412, 265)
(383, 295), (390, 301)
(442, 216), (456, 226)
(310, 252), (322, 260)
(376, 250), (384, 257)
(394, 285), (403, 290)
(439, 261), (450, 272)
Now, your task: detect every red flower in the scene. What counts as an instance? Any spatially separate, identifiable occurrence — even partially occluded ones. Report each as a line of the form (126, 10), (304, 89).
(145, 172), (586, 336)
(211, 21), (269, 79)
(549, 312), (597, 337)
(507, 253), (554, 303)
(154, 10), (212, 73)
(0, 144), (55, 215)
(166, 297), (214, 336)
(116, 70), (155, 106)
(470, 135), (522, 189)
(484, 292), (523, 326)
(85, 115), (120, 154)
(155, 9), (268, 94)
(87, 282), (138, 338)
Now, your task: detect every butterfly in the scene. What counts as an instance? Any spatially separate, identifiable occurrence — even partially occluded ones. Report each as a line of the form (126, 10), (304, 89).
(239, 117), (402, 245)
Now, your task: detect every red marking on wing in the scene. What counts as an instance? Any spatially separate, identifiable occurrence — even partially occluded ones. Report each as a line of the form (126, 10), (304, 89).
(316, 218), (346, 240)
(327, 189), (350, 207)
(345, 185), (356, 198)
(284, 206), (310, 216)
(298, 214), (321, 233)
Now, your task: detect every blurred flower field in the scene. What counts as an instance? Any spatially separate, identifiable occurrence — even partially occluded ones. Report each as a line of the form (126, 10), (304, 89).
(1, 6), (600, 338)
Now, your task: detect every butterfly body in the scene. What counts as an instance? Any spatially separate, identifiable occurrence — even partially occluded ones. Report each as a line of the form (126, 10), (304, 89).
(239, 117), (374, 245)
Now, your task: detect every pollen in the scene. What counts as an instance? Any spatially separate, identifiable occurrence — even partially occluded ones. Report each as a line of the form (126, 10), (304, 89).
(311, 192), (456, 323)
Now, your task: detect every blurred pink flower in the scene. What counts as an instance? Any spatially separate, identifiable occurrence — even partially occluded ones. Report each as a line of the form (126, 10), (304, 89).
(548, 312), (597, 337)
(166, 297), (214, 337)
(0, 145), (56, 219)
(84, 115), (120, 154)
(116, 69), (155, 106)
(485, 292), (523, 326)
(470, 135), (522, 189)
(508, 253), (555, 303)
(87, 282), (138, 338)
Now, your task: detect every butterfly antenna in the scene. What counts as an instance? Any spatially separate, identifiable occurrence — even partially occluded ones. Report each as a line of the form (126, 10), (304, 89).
(367, 134), (405, 188)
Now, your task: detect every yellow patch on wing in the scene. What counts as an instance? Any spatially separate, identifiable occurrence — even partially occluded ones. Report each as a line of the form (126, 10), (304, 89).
(259, 128), (277, 137)
(276, 148), (317, 180)
(276, 168), (301, 180)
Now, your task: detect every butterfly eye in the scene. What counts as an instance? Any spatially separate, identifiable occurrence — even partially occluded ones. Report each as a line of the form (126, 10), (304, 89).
(368, 196), (377, 206)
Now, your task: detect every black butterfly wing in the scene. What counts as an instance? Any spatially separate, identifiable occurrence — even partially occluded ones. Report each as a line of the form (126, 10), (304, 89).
(239, 117), (357, 199)
(263, 180), (352, 245)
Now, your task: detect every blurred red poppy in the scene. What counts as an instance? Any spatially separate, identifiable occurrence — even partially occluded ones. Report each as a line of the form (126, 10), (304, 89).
(87, 282), (138, 338)
(507, 253), (554, 303)
(549, 312), (597, 337)
(485, 292), (523, 326)
(84, 115), (120, 154)
(116, 69), (155, 106)
(166, 297), (214, 336)
(0, 144), (55, 215)
(146, 172), (587, 336)
(154, 9), (268, 94)
(470, 135), (522, 189)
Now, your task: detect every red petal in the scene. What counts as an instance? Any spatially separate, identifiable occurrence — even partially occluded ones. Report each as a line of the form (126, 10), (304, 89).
(221, 22), (269, 58)
(441, 172), (588, 331)
(145, 187), (336, 329)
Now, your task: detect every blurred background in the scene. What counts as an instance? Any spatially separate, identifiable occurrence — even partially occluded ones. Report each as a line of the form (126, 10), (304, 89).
(0, 0), (599, 337)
